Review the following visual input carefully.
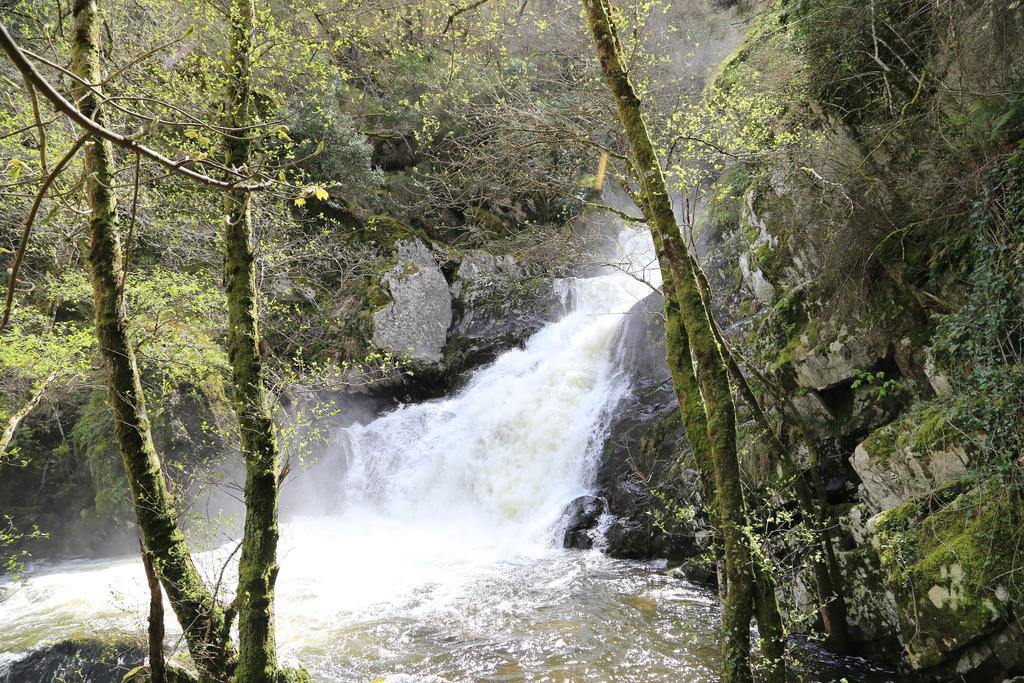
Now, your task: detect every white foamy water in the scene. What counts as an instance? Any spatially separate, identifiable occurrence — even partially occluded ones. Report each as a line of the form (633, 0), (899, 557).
(0, 228), (727, 681)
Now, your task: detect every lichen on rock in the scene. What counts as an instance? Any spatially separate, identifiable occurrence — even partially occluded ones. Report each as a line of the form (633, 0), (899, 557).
(873, 480), (1021, 670)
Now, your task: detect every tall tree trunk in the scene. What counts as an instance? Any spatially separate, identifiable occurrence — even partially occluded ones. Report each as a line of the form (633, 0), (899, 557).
(660, 237), (788, 682)
(70, 0), (235, 677)
(222, 0), (282, 679)
(581, 2), (769, 680)
(646, 215), (730, 598)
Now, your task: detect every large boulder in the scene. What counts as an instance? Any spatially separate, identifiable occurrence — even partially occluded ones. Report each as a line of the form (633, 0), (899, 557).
(371, 238), (453, 364)
(872, 481), (1023, 675)
(367, 238), (560, 394)
(609, 290), (673, 389)
(737, 189), (778, 305)
(835, 546), (901, 653)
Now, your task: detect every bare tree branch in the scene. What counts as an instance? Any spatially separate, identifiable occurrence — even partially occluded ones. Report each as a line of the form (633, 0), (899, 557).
(0, 135), (88, 333)
(0, 22), (271, 192)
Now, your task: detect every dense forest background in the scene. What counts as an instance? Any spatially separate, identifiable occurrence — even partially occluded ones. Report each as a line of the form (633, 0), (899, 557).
(1, 0), (1023, 681)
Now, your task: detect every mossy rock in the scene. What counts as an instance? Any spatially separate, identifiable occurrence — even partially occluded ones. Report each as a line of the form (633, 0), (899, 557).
(852, 399), (973, 511)
(835, 545), (901, 649)
(873, 480), (1022, 669)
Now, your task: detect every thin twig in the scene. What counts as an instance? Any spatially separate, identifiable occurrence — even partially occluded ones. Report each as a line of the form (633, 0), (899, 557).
(0, 135), (88, 333)
(24, 77), (47, 175)
(120, 152), (142, 303)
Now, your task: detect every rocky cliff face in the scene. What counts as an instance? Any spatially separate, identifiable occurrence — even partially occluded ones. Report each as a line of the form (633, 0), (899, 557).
(679, 1), (1024, 677)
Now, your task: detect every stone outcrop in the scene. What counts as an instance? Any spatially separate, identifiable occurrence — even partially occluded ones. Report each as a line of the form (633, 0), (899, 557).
(870, 482), (1024, 675)
(444, 250), (559, 377)
(851, 404), (971, 513)
(368, 238), (559, 392)
(790, 325), (890, 392)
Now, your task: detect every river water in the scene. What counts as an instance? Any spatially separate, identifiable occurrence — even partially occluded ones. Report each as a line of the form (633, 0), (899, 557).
(0, 228), (891, 681)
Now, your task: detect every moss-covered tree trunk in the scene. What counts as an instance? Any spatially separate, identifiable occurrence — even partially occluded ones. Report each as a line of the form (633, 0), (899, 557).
(222, 0), (283, 679)
(657, 240), (787, 683)
(581, 1), (770, 679)
(71, 0), (236, 678)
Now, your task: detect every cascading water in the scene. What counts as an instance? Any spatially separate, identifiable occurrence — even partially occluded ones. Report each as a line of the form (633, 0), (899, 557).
(0, 227), (726, 681)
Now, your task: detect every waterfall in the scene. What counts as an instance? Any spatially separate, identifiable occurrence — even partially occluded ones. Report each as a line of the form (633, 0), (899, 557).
(334, 258), (649, 529)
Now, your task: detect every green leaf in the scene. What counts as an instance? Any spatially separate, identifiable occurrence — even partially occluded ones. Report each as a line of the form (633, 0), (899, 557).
(8, 158), (28, 180)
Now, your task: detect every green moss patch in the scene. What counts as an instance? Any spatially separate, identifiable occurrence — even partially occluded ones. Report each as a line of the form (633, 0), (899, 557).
(874, 480), (1022, 669)
(362, 215), (431, 251)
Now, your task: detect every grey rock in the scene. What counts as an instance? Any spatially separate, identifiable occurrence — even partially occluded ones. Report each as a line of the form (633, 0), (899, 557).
(665, 557), (718, 587)
(372, 238), (452, 363)
(604, 517), (650, 558)
(790, 324), (889, 391)
(852, 419), (970, 513)
(594, 292), (707, 561)
(611, 290), (672, 387)
(836, 546), (901, 646)
(737, 192), (778, 304)
(444, 250), (559, 378)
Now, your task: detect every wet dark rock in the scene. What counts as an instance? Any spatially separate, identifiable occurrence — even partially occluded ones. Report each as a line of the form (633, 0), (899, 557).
(604, 517), (649, 558)
(2, 639), (145, 683)
(560, 495), (606, 550)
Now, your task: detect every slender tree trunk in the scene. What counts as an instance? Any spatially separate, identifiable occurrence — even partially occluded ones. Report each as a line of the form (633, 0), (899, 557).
(660, 243), (789, 682)
(646, 220), (729, 598)
(70, 1), (235, 677)
(222, 1), (282, 679)
(692, 265), (851, 652)
(751, 559), (787, 682)
(0, 372), (54, 457)
(581, 2), (766, 679)
(141, 541), (166, 683)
